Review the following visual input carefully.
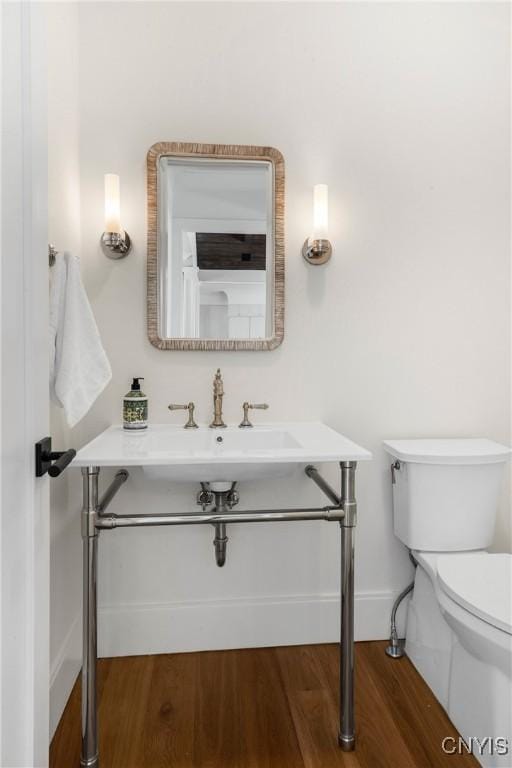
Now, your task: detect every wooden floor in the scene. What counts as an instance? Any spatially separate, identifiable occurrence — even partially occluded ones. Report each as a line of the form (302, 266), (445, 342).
(51, 641), (478, 768)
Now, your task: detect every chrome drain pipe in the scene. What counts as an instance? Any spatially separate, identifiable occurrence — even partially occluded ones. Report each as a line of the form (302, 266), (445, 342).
(211, 488), (232, 567)
(213, 522), (228, 567)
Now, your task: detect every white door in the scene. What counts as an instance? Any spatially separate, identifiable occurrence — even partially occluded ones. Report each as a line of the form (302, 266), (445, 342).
(1, 3), (50, 766)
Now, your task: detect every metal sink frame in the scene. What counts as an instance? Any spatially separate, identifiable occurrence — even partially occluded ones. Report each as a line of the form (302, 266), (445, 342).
(79, 461), (360, 767)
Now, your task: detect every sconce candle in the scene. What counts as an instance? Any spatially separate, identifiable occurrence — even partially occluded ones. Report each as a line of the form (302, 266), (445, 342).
(302, 183), (333, 265)
(101, 173), (132, 259)
(312, 184), (329, 241)
(104, 173), (121, 234)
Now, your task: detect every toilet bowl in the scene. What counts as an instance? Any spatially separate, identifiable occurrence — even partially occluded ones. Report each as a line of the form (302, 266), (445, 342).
(383, 439), (511, 768)
(409, 551), (511, 767)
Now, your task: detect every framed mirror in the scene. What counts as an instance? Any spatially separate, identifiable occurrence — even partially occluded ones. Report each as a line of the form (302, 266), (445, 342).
(147, 142), (284, 351)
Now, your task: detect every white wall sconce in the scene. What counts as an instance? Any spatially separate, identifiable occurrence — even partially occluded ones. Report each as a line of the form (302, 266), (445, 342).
(302, 183), (332, 265)
(101, 173), (132, 258)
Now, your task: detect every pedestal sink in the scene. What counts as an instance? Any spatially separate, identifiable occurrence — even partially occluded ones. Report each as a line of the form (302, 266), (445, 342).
(73, 421), (372, 482)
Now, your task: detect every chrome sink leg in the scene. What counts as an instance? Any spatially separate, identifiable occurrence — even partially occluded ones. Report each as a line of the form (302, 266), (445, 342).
(81, 466), (100, 768)
(339, 461), (357, 751)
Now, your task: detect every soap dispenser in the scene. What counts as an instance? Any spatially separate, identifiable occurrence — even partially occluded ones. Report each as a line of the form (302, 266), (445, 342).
(123, 377), (148, 430)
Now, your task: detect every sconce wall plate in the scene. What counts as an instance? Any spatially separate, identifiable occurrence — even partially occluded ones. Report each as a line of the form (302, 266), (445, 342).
(101, 231), (132, 259)
(302, 237), (332, 265)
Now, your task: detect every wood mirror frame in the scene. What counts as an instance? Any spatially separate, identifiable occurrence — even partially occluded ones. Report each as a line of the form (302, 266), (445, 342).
(147, 142), (285, 351)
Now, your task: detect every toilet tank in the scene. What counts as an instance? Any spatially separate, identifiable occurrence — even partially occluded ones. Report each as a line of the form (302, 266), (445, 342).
(383, 439), (511, 551)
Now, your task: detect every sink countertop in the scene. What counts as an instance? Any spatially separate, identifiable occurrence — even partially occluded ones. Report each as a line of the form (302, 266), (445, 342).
(73, 422), (372, 468)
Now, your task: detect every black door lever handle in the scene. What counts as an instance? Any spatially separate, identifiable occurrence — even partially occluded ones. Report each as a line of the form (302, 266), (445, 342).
(35, 437), (76, 478)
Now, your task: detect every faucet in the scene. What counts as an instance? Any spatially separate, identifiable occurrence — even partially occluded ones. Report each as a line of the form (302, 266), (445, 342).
(168, 402), (198, 429)
(239, 402), (269, 428)
(209, 368), (227, 428)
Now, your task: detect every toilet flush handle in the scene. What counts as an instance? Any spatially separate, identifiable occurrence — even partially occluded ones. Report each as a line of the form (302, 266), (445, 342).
(391, 460), (401, 484)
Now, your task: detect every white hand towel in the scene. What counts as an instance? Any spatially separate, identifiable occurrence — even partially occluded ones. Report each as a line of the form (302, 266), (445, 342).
(50, 252), (112, 427)
(49, 252), (67, 393)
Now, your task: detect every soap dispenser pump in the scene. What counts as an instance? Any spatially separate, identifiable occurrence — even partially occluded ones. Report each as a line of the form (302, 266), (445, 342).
(123, 377), (148, 430)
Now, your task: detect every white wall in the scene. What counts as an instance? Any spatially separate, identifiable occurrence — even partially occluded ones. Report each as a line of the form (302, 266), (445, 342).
(46, 2), (83, 738)
(49, 2), (510, 661)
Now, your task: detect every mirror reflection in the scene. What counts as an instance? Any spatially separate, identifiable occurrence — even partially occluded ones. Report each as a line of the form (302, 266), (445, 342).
(158, 157), (274, 341)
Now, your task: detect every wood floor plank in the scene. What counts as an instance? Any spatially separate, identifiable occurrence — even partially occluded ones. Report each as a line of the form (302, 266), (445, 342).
(192, 649), (241, 768)
(98, 655), (155, 768)
(141, 651), (198, 768)
(357, 641), (479, 768)
(273, 644), (360, 768)
(276, 643), (414, 768)
(236, 647), (304, 768)
(314, 643), (418, 768)
(51, 642), (478, 768)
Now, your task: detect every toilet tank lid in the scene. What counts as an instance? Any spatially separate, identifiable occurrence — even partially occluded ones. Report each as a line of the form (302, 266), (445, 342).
(383, 439), (511, 465)
(438, 553), (512, 635)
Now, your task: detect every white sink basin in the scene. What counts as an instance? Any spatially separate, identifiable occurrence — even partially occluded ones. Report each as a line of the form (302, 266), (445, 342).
(73, 422), (371, 483)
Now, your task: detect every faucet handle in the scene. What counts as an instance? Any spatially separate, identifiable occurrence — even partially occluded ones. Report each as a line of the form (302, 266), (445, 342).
(239, 402), (269, 428)
(168, 402), (198, 429)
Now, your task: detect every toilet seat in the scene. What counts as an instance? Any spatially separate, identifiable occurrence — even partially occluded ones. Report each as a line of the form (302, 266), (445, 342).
(437, 553), (511, 635)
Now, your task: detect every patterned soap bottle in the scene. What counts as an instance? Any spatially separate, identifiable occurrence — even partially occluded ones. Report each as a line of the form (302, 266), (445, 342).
(123, 377), (148, 430)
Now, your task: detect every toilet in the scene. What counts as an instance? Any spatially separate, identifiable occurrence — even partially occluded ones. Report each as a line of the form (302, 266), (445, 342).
(383, 439), (512, 768)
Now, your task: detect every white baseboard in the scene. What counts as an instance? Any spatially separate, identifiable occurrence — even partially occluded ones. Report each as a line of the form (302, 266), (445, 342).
(98, 590), (402, 658)
(50, 612), (81, 739)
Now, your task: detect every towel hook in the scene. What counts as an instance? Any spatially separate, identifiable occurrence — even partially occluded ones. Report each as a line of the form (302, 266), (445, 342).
(35, 436), (76, 478)
(48, 244), (58, 267)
